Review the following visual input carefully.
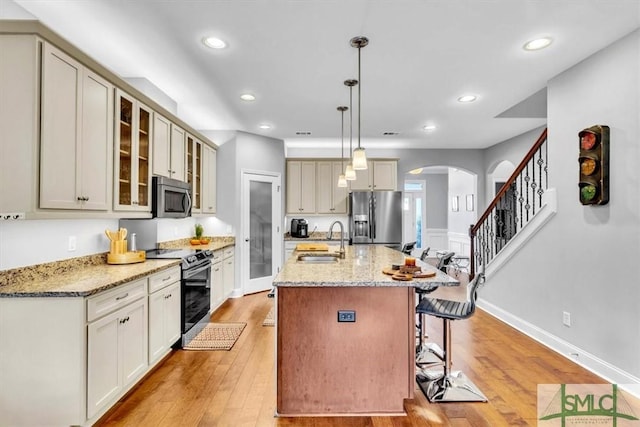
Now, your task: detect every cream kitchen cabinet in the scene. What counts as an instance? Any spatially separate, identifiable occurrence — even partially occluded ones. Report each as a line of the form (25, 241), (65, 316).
(202, 144), (217, 214)
(349, 160), (397, 191)
(114, 90), (152, 212)
(211, 252), (224, 312)
(86, 278), (148, 419)
(153, 115), (186, 181)
(316, 161), (348, 214)
(148, 266), (181, 364)
(286, 161), (316, 214)
(39, 42), (113, 211)
(223, 246), (235, 298)
(0, 35), (40, 218)
(186, 135), (203, 213)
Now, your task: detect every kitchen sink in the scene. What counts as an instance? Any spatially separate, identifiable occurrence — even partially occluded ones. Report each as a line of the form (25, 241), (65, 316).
(296, 253), (341, 263)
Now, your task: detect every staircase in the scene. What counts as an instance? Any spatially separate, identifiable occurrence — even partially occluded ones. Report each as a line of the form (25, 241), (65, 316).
(469, 128), (551, 278)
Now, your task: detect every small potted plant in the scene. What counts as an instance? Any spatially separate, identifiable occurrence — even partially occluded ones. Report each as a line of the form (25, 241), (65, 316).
(191, 223), (205, 245)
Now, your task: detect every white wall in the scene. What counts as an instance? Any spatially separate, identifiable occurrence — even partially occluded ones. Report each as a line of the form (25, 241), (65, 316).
(481, 30), (640, 380)
(0, 219), (118, 270)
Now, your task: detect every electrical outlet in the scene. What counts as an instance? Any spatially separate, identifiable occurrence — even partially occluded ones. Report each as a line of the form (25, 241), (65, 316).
(337, 310), (356, 322)
(563, 311), (571, 327)
(68, 236), (77, 252)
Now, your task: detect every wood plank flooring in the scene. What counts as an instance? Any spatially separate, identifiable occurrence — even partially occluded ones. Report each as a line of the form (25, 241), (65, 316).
(96, 278), (605, 427)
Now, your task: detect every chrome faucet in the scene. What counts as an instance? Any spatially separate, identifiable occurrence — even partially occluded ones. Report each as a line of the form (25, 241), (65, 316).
(327, 220), (346, 259)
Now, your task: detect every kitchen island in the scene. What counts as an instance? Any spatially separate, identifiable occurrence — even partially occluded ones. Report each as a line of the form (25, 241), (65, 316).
(273, 244), (458, 416)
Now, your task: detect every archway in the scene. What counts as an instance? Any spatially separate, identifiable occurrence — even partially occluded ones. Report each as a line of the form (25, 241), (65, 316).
(403, 166), (477, 256)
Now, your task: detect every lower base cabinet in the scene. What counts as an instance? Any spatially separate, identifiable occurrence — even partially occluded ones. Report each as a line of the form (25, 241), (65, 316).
(223, 246), (235, 298)
(148, 268), (181, 364)
(211, 258), (224, 311)
(87, 297), (148, 419)
(0, 265), (181, 427)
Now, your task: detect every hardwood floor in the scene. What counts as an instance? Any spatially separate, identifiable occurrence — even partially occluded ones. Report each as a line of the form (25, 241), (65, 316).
(96, 280), (605, 427)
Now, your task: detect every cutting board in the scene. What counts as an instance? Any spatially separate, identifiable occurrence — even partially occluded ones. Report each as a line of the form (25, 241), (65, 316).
(296, 243), (329, 251)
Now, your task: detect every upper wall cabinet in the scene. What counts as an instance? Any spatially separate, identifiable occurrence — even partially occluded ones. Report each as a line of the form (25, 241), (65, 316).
(39, 43), (113, 211)
(286, 161), (316, 214)
(186, 135), (203, 213)
(202, 144), (217, 214)
(349, 160), (397, 191)
(1, 35), (42, 217)
(316, 161), (347, 214)
(114, 90), (152, 212)
(152, 115), (186, 182)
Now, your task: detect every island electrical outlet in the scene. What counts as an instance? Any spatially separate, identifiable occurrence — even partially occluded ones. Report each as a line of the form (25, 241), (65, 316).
(338, 310), (356, 322)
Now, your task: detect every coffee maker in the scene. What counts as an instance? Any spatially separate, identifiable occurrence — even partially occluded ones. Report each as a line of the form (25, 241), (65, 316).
(290, 218), (308, 238)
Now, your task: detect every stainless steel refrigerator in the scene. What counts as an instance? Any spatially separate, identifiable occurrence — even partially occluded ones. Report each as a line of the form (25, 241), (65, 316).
(349, 190), (403, 249)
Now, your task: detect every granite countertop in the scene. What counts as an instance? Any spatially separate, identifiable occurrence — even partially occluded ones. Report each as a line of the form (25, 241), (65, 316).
(284, 231), (344, 241)
(273, 244), (459, 289)
(159, 236), (235, 251)
(0, 236), (236, 298)
(0, 258), (180, 298)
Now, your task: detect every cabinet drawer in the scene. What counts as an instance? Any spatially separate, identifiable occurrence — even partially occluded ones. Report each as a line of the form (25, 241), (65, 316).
(87, 278), (147, 322)
(212, 249), (223, 263)
(223, 246), (234, 259)
(148, 266), (181, 294)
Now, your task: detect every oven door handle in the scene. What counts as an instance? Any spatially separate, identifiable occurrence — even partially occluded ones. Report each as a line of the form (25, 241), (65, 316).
(182, 260), (212, 280)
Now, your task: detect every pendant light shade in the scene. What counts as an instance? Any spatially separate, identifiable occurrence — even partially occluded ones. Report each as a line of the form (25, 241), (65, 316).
(351, 36), (368, 170)
(344, 79), (358, 180)
(345, 164), (356, 180)
(337, 105), (349, 188)
(352, 147), (367, 170)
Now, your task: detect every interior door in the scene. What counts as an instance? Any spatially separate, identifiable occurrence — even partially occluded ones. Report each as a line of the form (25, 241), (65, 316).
(241, 171), (282, 295)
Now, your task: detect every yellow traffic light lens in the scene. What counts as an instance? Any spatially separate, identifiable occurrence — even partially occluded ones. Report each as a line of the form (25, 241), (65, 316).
(580, 158), (597, 176)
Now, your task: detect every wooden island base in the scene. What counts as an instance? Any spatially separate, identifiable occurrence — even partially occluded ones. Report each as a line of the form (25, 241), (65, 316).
(276, 286), (415, 416)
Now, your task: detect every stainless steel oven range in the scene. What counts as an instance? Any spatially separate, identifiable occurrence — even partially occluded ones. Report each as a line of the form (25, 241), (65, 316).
(145, 248), (213, 347)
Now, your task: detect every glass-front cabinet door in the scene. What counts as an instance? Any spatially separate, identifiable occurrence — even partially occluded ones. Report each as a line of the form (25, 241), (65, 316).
(114, 89), (152, 212)
(187, 135), (202, 213)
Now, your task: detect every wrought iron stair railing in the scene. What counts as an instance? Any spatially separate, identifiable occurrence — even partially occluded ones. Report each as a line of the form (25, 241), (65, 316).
(470, 128), (548, 278)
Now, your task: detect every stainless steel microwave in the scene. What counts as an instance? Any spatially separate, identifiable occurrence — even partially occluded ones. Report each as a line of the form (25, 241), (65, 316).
(152, 176), (192, 218)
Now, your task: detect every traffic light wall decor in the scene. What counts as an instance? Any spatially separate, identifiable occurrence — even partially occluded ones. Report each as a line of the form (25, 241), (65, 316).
(578, 125), (609, 205)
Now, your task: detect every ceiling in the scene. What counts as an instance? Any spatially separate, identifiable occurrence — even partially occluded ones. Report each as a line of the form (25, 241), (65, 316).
(7, 0), (640, 150)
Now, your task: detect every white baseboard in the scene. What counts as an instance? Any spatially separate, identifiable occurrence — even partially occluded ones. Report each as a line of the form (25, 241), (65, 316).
(477, 298), (640, 397)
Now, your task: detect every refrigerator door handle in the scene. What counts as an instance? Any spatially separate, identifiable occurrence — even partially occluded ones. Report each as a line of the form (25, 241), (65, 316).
(371, 194), (376, 239)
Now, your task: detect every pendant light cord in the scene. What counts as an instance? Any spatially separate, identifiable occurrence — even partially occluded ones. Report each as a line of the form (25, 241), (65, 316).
(357, 45), (362, 150)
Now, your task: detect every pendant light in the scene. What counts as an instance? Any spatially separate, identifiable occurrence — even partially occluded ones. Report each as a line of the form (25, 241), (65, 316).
(351, 36), (368, 170)
(344, 79), (358, 180)
(337, 106), (348, 188)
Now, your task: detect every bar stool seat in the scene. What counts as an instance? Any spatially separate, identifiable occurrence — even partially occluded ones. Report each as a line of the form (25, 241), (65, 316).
(416, 273), (487, 403)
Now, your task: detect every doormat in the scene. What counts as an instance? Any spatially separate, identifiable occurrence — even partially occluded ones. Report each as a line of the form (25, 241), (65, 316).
(262, 307), (275, 326)
(183, 322), (246, 351)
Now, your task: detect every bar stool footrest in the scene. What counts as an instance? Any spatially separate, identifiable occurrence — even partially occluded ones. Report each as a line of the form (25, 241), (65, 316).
(417, 371), (488, 403)
(416, 342), (445, 367)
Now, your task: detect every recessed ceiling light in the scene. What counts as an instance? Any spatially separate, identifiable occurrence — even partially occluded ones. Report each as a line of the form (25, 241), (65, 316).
(202, 36), (227, 49)
(258, 124), (271, 130)
(523, 37), (553, 51)
(457, 95), (477, 103)
(240, 93), (256, 101)
(422, 124), (437, 131)
(409, 168), (423, 175)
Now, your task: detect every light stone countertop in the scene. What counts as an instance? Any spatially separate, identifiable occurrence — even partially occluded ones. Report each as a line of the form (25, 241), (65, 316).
(0, 259), (180, 298)
(273, 244), (459, 289)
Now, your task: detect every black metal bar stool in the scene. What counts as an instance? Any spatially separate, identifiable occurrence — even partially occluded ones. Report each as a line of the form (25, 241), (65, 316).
(415, 273), (488, 403)
(415, 251), (455, 368)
